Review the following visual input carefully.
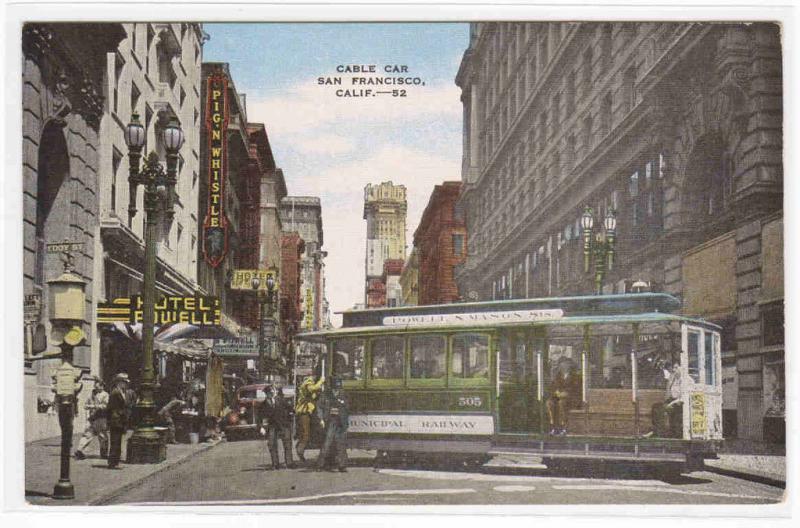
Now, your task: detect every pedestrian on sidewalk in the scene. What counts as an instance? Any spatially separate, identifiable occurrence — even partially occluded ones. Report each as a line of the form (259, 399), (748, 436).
(75, 377), (109, 460)
(294, 374), (325, 463)
(107, 372), (130, 469)
(316, 378), (349, 473)
(259, 385), (296, 470)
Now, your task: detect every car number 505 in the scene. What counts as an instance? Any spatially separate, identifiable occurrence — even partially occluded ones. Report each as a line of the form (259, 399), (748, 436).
(457, 396), (482, 407)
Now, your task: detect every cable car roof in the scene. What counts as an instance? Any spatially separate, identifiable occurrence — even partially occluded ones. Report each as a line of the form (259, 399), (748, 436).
(299, 294), (720, 341)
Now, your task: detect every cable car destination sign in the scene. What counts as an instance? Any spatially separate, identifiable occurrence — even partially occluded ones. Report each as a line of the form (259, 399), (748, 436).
(97, 295), (221, 326)
(382, 309), (564, 327)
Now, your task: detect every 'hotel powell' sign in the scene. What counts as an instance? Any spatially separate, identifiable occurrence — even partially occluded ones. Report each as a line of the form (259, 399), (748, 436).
(382, 309), (564, 327)
(203, 73), (230, 268)
(97, 296), (221, 326)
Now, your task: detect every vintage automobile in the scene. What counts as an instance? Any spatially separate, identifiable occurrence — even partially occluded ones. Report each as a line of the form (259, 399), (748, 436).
(222, 382), (296, 441)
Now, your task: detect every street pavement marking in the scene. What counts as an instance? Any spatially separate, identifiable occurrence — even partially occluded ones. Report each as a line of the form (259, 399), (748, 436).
(493, 485), (537, 492)
(377, 469), (668, 486)
(131, 488), (477, 506)
(551, 485), (779, 502)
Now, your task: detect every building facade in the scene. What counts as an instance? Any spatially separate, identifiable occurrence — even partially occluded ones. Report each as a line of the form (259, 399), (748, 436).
(280, 196), (327, 332)
(280, 232), (305, 373)
(399, 248), (419, 306)
(363, 181), (407, 307)
(382, 259), (405, 308)
(94, 23), (206, 391)
(23, 23), (127, 441)
(455, 22), (783, 442)
(414, 181), (467, 305)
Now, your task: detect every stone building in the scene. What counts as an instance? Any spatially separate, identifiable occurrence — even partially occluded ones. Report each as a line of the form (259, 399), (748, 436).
(23, 23), (127, 441)
(399, 248), (419, 306)
(280, 196), (328, 332)
(414, 181), (466, 305)
(363, 181), (407, 307)
(455, 22), (783, 442)
(93, 23), (206, 389)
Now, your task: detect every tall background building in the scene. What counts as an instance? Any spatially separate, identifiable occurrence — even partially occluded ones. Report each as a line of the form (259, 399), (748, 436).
(413, 181), (466, 305)
(455, 22), (783, 442)
(363, 181), (407, 307)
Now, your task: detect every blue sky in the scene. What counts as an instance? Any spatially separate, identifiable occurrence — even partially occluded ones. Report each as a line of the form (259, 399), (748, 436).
(203, 23), (468, 324)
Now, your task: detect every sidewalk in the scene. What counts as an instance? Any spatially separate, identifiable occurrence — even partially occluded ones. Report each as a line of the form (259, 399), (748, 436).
(25, 433), (222, 506)
(702, 438), (786, 486)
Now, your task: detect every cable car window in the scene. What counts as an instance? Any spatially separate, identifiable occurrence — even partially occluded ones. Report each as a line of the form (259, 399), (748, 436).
(687, 331), (701, 383)
(452, 334), (489, 379)
(704, 332), (716, 386)
(371, 336), (404, 379)
(636, 333), (680, 390)
(332, 338), (365, 381)
(410, 335), (446, 379)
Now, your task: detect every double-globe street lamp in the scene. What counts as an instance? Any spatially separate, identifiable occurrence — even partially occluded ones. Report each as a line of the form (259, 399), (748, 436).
(250, 273), (277, 381)
(581, 205), (617, 295)
(124, 112), (184, 463)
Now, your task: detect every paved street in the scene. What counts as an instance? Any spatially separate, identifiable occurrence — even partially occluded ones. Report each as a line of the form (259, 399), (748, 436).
(103, 440), (784, 506)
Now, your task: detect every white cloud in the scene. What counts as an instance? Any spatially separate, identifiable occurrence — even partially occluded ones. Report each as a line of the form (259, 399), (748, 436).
(314, 145), (460, 320)
(243, 75), (463, 326)
(247, 75), (461, 137)
(294, 133), (356, 155)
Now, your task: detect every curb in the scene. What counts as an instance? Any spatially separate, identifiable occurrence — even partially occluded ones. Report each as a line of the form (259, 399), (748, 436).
(89, 439), (223, 505)
(702, 463), (786, 489)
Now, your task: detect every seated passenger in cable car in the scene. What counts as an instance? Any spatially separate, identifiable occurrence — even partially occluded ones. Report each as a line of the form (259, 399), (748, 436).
(546, 357), (582, 436)
(648, 361), (683, 438)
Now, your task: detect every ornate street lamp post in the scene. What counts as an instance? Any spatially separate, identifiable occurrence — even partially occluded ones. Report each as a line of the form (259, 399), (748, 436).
(251, 272), (277, 381)
(124, 113), (184, 464)
(581, 206), (617, 295)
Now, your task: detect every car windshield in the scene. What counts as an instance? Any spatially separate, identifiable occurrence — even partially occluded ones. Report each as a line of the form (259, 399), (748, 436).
(239, 388), (267, 401)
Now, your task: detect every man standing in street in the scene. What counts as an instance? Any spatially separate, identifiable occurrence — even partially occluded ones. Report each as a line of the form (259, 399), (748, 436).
(107, 373), (130, 469)
(259, 385), (296, 470)
(316, 378), (349, 473)
(294, 374), (325, 463)
(74, 377), (109, 460)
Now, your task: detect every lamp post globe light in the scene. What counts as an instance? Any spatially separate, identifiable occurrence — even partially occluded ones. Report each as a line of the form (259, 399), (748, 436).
(125, 113), (184, 464)
(581, 205), (617, 295)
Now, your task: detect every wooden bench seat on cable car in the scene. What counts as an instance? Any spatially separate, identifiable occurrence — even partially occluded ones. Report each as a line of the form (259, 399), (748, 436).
(566, 388), (666, 437)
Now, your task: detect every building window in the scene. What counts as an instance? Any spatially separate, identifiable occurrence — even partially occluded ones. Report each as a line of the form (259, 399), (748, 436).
(111, 148), (122, 213)
(131, 83), (141, 118)
(453, 233), (465, 257)
(623, 66), (637, 113)
(602, 23), (613, 68)
(762, 301), (784, 347)
(582, 46), (593, 94)
(583, 114), (593, 151)
(146, 25), (155, 75)
(114, 52), (125, 115)
(601, 92), (612, 135)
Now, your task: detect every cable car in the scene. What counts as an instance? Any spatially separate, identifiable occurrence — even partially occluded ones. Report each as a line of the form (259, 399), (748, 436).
(296, 293), (722, 471)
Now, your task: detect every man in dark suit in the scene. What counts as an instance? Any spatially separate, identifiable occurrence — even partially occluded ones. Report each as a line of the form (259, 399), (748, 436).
(316, 378), (350, 472)
(107, 372), (130, 469)
(259, 385), (295, 470)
